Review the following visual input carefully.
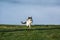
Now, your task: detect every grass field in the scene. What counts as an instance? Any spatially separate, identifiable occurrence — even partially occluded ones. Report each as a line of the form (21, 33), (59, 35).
(0, 24), (60, 40)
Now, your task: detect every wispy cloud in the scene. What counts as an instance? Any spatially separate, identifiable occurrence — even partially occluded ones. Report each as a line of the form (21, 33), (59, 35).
(0, 0), (20, 4)
(0, 0), (60, 6)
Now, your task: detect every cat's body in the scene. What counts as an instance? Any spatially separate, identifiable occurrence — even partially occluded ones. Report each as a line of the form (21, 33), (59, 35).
(21, 17), (33, 28)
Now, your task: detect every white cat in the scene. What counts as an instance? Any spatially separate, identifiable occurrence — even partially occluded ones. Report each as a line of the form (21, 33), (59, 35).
(21, 17), (33, 28)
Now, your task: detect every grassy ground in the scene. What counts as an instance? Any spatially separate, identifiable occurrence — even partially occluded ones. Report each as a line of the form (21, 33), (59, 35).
(0, 24), (60, 40)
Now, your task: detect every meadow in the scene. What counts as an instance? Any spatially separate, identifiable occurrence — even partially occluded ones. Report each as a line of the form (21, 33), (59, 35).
(0, 24), (60, 40)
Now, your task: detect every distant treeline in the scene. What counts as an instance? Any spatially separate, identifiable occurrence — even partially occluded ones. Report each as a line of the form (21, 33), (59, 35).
(0, 24), (60, 27)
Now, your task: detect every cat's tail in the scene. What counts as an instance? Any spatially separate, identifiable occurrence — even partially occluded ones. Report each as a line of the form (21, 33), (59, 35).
(21, 21), (26, 24)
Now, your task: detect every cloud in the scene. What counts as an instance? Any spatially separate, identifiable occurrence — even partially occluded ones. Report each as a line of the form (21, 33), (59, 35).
(0, 0), (20, 4)
(0, 0), (60, 6)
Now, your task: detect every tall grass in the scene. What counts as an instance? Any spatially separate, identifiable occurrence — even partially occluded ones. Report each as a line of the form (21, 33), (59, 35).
(0, 24), (60, 40)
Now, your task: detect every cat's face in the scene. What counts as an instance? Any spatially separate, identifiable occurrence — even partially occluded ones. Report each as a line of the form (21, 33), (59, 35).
(28, 17), (32, 19)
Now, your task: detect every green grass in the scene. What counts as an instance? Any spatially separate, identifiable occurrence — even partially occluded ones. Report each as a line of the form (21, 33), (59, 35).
(0, 25), (60, 40)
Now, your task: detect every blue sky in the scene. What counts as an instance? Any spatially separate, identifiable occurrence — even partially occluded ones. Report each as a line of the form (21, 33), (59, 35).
(0, 0), (60, 25)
